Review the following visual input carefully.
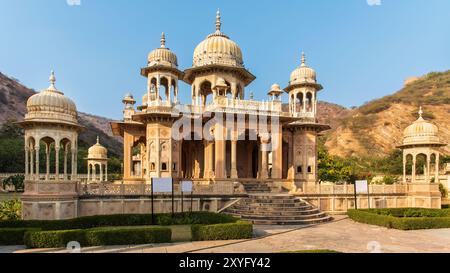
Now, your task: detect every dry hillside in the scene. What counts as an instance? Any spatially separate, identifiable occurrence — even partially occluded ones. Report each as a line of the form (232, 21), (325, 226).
(324, 71), (450, 158)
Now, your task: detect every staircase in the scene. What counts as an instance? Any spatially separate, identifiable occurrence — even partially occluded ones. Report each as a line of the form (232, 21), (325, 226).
(241, 181), (271, 193)
(224, 193), (332, 225)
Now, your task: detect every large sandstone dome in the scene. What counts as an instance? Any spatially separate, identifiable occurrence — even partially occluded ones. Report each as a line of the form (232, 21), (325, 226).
(25, 71), (78, 125)
(290, 52), (317, 85)
(193, 11), (244, 68)
(147, 33), (178, 68)
(402, 108), (442, 146)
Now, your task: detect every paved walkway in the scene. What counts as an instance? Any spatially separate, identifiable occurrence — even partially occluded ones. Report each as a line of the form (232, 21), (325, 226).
(6, 216), (450, 253)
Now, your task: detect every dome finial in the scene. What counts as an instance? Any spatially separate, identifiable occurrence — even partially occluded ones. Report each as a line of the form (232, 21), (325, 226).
(49, 70), (56, 90)
(301, 51), (306, 67)
(160, 32), (166, 48)
(215, 9), (221, 32)
(96, 136), (100, 144)
(419, 106), (423, 119)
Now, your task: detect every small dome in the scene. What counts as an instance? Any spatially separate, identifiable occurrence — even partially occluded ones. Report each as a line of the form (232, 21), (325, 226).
(216, 77), (227, 87)
(25, 71), (78, 125)
(268, 83), (283, 97)
(402, 108), (441, 146)
(290, 52), (317, 85)
(148, 33), (178, 68)
(271, 84), (281, 91)
(193, 11), (244, 68)
(88, 137), (108, 159)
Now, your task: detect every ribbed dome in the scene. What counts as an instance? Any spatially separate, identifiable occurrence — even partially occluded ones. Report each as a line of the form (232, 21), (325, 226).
(193, 11), (244, 68)
(402, 108), (441, 146)
(148, 33), (178, 68)
(290, 52), (317, 84)
(25, 71), (78, 125)
(88, 137), (108, 159)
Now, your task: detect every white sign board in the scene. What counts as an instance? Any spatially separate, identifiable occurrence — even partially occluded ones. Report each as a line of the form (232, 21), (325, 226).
(152, 178), (173, 193)
(355, 180), (369, 194)
(181, 180), (193, 193)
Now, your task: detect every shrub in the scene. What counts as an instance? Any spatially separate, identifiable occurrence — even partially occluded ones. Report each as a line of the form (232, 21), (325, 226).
(2, 175), (24, 192)
(348, 209), (450, 230)
(24, 227), (172, 249)
(0, 212), (239, 230)
(192, 221), (253, 241)
(0, 228), (40, 245)
(0, 199), (22, 220)
(24, 229), (87, 249)
(85, 227), (171, 246)
(439, 183), (448, 198)
(382, 175), (398, 185)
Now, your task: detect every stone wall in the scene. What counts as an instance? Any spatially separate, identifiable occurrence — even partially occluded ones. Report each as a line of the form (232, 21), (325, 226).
(78, 196), (238, 217)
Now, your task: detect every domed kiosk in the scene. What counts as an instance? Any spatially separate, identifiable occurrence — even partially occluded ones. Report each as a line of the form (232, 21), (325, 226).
(183, 10), (256, 106)
(397, 107), (446, 209)
(86, 137), (109, 182)
(398, 107), (446, 184)
(18, 71), (83, 220)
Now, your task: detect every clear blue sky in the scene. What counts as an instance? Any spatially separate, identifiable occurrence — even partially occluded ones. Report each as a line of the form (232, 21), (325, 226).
(1, 0), (449, 119)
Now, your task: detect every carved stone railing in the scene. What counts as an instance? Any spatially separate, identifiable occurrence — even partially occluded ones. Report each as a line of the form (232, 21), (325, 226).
(79, 180), (240, 197)
(296, 183), (408, 195)
(23, 180), (78, 196)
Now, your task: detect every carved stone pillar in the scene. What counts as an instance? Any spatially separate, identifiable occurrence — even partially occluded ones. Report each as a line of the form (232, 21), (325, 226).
(214, 123), (226, 179)
(55, 146), (60, 181)
(230, 139), (238, 179)
(271, 125), (283, 179)
(35, 145), (40, 180)
(25, 147), (29, 178)
(259, 134), (270, 179)
(435, 153), (440, 183)
(45, 144), (50, 180)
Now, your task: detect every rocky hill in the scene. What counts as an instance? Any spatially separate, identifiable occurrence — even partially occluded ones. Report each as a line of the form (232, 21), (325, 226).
(0, 72), (123, 156)
(324, 70), (450, 158)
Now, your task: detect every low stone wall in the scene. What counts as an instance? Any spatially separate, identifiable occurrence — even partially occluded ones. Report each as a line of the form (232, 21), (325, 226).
(78, 196), (239, 217)
(294, 183), (442, 214)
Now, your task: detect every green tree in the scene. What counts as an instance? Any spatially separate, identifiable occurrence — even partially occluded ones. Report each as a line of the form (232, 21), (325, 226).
(0, 199), (22, 220)
(317, 143), (353, 183)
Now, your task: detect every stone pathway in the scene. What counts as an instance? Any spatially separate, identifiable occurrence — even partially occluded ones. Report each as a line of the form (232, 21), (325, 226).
(6, 216), (450, 253)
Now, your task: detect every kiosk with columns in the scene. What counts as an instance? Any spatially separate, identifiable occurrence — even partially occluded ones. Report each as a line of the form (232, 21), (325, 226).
(18, 71), (83, 220)
(86, 137), (109, 182)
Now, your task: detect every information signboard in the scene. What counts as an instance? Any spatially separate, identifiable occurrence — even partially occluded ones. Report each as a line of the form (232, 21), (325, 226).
(181, 180), (193, 193)
(355, 180), (369, 194)
(152, 177), (173, 193)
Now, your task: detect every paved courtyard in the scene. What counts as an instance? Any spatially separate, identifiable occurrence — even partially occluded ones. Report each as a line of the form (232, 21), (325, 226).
(4, 216), (450, 253)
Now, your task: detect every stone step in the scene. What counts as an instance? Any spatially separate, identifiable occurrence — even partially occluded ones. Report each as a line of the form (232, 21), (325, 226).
(249, 195), (297, 200)
(225, 208), (321, 216)
(240, 201), (307, 208)
(222, 189), (332, 225)
(227, 211), (327, 219)
(250, 216), (333, 226)
(230, 204), (313, 211)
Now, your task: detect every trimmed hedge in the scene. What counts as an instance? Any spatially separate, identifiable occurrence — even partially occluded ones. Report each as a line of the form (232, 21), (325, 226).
(85, 227), (171, 246)
(24, 230), (87, 249)
(0, 228), (41, 245)
(24, 227), (172, 249)
(362, 208), (450, 218)
(192, 220), (253, 241)
(348, 209), (450, 230)
(0, 212), (238, 231)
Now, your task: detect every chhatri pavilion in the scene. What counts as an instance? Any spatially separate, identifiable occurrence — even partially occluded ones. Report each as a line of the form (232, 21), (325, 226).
(111, 11), (330, 189)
